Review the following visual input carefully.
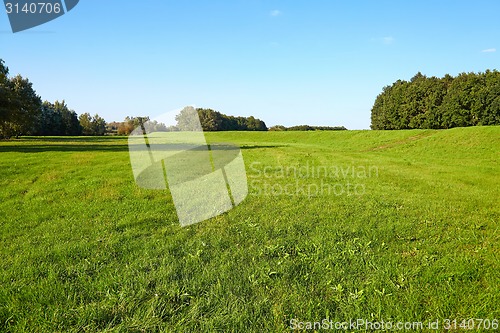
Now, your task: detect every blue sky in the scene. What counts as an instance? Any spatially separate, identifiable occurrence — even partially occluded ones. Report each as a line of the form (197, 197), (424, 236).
(1, 0), (499, 129)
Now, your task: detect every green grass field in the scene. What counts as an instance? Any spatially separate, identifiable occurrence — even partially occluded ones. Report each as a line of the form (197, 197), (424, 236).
(1, 127), (499, 332)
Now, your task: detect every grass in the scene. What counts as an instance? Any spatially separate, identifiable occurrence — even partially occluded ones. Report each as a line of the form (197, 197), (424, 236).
(0, 127), (499, 332)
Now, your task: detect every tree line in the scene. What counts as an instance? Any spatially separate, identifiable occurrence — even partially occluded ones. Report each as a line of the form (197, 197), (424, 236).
(107, 117), (169, 135)
(371, 70), (500, 129)
(2, 57), (353, 137)
(107, 109), (268, 135)
(269, 125), (347, 131)
(195, 108), (268, 131)
(0, 59), (107, 138)
(1, 59), (269, 138)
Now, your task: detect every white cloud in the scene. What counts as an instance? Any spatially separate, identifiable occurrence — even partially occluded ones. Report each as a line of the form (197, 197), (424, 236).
(481, 48), (496, 53)
(371, 37), (395, 45)
(383, 36), (395, 45)
(270, 10), (282, 17)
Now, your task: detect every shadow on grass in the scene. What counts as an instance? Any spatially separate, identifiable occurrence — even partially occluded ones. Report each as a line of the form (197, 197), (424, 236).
(20, 136), (128, 142)
(0, 136), (127, 153)
(240, 145), (286, 149)
(0, 137), (285, 153)
(0, 144), (130, 153)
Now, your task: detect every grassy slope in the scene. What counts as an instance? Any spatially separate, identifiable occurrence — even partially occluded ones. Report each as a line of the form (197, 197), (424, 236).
(0, 127), (498, 332)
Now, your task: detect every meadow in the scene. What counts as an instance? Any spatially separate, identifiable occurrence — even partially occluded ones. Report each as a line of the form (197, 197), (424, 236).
(0, 127), (499, 332)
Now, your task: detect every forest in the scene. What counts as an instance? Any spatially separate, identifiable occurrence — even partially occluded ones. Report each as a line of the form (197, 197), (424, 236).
(190, 108), (267, 131)
(0, 59), (106, 138)
(0, 59), (267, 138)
(371, 70), (500, 129)
(269, 125), (347, 131)
(4, 56), (499, 137)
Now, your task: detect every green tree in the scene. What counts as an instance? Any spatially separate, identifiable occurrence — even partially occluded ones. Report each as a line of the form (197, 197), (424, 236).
(175, 107), (202, 131)
(92, 114), (107, 136)
(371, 80), (408, 129)
(269, 125), (287, 131)
(243, 116), (266, 131)
(79, 113), (93, 135)
(480, 70), (500, 125)
(197, 108), (222, 131)
(0, 60), (11, 125)
(1, 74), (42, 138)
(116, 116), (152, 135)
(79, 113), (107, 136)
(1, 58), (93, 138)
(371, 70), (500, 129)
(36, 101), (63, 135)
(174, 107), (267, 131)
(440, 73), (482, 128)
(53, 100), (81, 135)
(34, 101), (81, 136)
